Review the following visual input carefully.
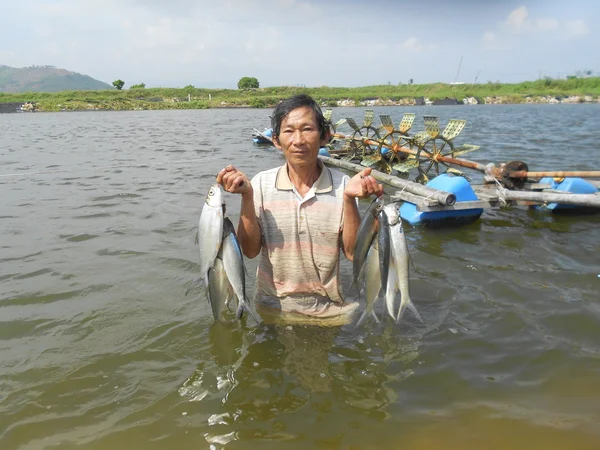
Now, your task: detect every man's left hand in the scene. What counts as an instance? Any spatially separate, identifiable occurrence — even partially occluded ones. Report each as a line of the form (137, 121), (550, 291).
(344, 168), (384, 199)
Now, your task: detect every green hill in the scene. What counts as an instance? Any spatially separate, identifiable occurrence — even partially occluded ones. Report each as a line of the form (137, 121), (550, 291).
(0, 65), (111, 93)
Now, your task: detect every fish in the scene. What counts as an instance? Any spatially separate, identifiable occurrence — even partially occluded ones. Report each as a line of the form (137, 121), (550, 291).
(377, 208), (391, 311)
(383, 253), (398, 320)
(207, 248), (234, 322)
(220, 217), (261, 323)
(356, 244), (381, 326)
(186, 184), (224, 298)
(383, 204), (423, 324)
(197, 184), (224, 288)
(352, 196), (384, 291)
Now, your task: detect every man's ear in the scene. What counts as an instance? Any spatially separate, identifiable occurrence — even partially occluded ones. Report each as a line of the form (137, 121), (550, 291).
(273, 134), (282, 150)
(320, 128), (331, 146)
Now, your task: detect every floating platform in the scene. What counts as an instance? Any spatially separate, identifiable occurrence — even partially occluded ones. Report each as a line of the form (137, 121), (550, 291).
(319, 156), (600, 227)
(252, 128), (273, 145)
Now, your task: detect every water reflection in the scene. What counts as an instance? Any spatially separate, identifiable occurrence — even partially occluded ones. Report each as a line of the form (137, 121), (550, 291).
(180, 319), (421, 446)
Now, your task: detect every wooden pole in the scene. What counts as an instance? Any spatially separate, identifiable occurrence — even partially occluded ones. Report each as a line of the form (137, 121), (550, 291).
(501, 189), (600, 208)
(319, 155), (456, 206)
(508, 170), (600, 179)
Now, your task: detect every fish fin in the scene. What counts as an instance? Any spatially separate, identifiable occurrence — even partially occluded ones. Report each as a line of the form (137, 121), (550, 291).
(408, 302), (424, 323)
(236, 301), (261, 324)
(396, 298), (423, 324)
(356, 307), (380, 327)
(185, 276), (203, 296)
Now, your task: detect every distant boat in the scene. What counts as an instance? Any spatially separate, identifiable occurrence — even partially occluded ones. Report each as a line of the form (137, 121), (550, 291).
(252, 128), (274, 146)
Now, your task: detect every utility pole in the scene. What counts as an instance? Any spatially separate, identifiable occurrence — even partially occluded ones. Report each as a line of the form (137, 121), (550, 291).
(454, 55), (463, 84)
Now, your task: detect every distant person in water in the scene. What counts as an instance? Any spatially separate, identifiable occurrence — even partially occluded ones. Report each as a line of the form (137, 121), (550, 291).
(216, 94), (383, 323)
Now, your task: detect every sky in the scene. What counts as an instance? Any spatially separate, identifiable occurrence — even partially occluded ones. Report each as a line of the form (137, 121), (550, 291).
(0, 0), (597, 88)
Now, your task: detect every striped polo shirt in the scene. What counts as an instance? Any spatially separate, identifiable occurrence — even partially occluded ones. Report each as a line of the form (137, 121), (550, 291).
(251, 160), (350, 307)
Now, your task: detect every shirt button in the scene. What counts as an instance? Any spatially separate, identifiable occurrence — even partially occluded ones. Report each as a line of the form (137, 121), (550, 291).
(300, 216), (304, 221)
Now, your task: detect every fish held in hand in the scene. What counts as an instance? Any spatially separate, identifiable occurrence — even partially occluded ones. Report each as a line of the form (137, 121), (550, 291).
(197, 184), (225, 288)
(221, 218), (261, 324)
(352, 196), (384, 291)
(356, 244), (381, 327)
(377, 208), (391, 312)
(384, 204), (423, 324)
(207, 249), (234, 322)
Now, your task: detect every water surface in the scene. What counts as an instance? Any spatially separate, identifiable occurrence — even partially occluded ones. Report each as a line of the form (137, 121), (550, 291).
(1, 105), (600, 449)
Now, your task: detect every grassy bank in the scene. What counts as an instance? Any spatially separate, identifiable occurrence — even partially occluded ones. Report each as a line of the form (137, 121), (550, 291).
(2, 77), (599, 111)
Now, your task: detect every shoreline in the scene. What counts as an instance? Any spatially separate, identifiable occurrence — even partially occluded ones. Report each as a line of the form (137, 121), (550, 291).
(2, 94), (599, 113)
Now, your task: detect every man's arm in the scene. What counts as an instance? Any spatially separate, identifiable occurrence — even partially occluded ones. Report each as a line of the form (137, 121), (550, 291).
(216, 165), (262, 258)
(237, 188), (262, 258)
(340, 168), (383, 261)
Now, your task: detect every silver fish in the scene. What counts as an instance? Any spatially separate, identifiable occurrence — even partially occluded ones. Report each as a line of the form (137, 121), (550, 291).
(356, 244), (381, 326)
(198, 184), (224, 287)
(352, 196), (384, 291)
(221, 218), (260, 323)
(207, 251), (234, 322)
(384, 253), (398, 320)
(384, 204), (423, 323)
(378, 209), (390, 307)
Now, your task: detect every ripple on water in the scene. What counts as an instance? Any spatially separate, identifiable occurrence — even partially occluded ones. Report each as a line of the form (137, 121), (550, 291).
(61, 234), (100, 242)
(1, 285), (113, 307)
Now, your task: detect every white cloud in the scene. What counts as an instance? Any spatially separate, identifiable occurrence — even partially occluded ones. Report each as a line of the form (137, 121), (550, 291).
(506, 6), (558, 33)
(506, 6), (528, 29)
(500, 6), (587, 41)
(566, 19), (589, 36)
(402, 37), (434, 53)
(482, 31), (496, 42)
(536, 18), (559, 32)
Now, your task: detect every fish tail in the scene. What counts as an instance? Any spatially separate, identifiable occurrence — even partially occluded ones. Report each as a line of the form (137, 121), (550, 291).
(185, 276), (203, 296)
(385, 293), (395, 321)
(408, 301), (424, 323)
(356, 307), (380, 327)
(236, 300), (261, 324)
(396, 297), (423, 324)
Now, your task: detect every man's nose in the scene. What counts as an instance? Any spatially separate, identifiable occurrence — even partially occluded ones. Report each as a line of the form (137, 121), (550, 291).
(292, 129), (305, 144)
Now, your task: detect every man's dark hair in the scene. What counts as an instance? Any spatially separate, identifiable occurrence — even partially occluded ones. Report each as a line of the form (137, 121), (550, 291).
(271, 94), (329, 140)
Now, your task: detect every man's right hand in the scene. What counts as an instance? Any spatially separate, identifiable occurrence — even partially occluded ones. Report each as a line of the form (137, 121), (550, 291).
(217, 165), (252, 196)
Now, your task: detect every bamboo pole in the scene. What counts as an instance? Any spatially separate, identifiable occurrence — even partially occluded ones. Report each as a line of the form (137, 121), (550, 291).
(501, 189), (600, 208)
(319, 155), (456, 206)
(508, 170), (600, 179)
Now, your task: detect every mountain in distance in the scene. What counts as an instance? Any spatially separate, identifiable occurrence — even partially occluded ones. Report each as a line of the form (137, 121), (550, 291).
(0, 65), (112, 93)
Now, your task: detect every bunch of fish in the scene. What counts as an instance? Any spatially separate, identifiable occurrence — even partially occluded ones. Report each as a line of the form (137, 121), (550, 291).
(187, 183), (259, 324)
(353, 197), (423, 326)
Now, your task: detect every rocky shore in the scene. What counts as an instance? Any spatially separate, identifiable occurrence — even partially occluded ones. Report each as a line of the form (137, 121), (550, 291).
(341, 95), (599, 107)
(1, 95), (598, 113)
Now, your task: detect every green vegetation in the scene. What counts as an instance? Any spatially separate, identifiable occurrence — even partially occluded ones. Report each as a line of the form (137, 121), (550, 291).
(130, 83), (146, 89)
(112, 79), (125, 90)
(1, 77), (599, 112)
(237, 77), (260, 90)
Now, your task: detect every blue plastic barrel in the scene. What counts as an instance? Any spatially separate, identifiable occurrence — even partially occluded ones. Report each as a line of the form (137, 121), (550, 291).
(400, 174), (483, 226)
(537, 177), (598, 211)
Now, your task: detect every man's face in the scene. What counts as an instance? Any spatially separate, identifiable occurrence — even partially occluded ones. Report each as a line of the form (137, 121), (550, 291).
(273, 107), (329, 168)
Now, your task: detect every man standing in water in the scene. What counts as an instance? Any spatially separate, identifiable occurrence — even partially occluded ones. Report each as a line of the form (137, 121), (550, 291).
(217, 94), (383, 323)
